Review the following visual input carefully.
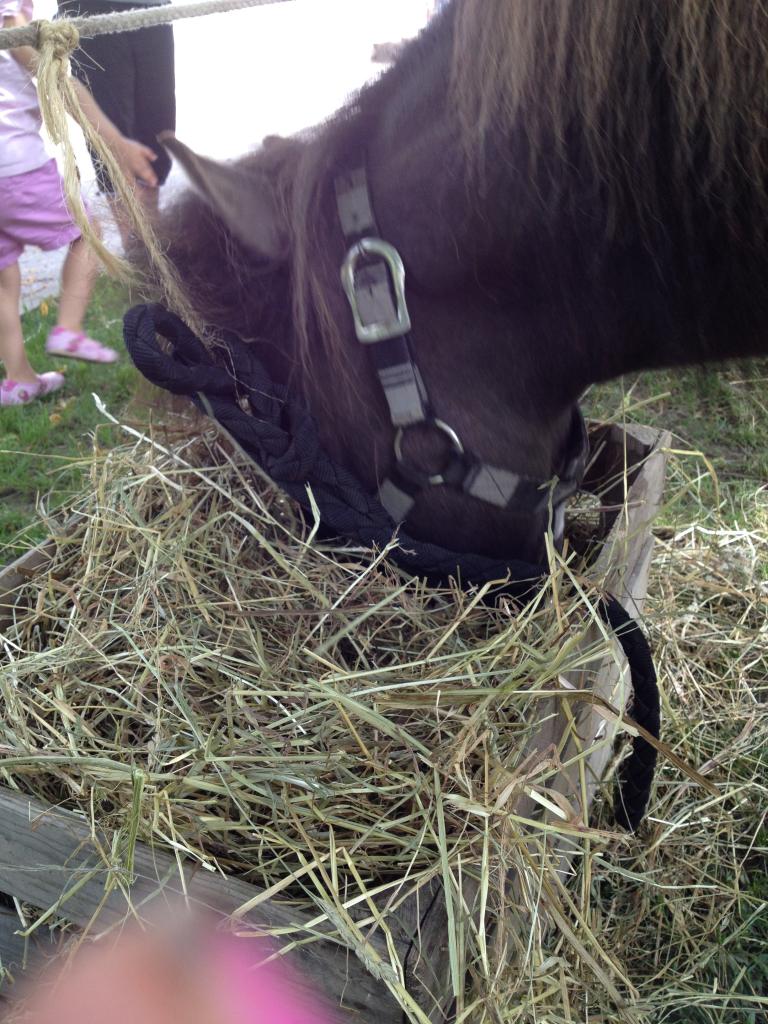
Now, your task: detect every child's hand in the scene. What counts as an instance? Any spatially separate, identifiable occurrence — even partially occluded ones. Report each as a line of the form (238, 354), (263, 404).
(114, 137), (159, 188)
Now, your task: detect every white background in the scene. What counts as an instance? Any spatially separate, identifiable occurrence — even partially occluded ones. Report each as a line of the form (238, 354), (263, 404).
(20, 0), (430, 304)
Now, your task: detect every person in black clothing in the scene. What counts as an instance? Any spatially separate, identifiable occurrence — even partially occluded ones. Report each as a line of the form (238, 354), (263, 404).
(57, 0), (176, 245)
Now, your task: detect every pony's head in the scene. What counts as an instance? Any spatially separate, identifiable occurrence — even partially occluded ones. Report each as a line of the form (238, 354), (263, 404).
(148, 0), (768, 563)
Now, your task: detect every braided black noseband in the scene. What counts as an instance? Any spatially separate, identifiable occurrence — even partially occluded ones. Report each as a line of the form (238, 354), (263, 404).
(124, 304), (659, 831)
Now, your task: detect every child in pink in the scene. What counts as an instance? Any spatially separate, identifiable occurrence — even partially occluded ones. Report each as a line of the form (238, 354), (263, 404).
(0, 0), (159, 406)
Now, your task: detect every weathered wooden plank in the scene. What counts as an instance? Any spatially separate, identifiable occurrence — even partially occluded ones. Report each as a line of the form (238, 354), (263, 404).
(402, 877), (481, 1024)
(519, 425), (667, 802)
(382, 874), (479, 1023)
(554, 424), (671, 811)
(0, 788), (401, 1021)
(0, 539), (56, 633)
(0, 909), (34, 975)
(0, 908), (62, 982)
(490, 425), (668, 976)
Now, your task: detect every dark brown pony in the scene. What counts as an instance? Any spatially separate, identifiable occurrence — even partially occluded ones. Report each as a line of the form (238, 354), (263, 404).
(152, 0), (768, 565)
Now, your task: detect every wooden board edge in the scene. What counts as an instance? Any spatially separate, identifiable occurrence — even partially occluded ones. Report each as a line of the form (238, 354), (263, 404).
(0, 540), (56, 632)
(0, 909), (65, 996)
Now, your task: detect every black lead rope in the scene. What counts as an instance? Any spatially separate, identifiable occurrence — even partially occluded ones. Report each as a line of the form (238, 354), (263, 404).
(124, 304), (658, 831)
(600, 596), (660, 831)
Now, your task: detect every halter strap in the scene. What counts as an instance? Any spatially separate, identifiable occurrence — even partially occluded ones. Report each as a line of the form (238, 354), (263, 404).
(334, 164), (588, 543)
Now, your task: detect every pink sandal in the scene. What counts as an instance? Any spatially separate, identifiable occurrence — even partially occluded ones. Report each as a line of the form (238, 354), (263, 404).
(0, 372), (65, 406)
(46, 327), (119, 363)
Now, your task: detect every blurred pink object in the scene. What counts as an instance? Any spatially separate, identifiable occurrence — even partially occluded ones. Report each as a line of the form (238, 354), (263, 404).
(18, 915), (336, 1024)
(213, 934), (335, 1024)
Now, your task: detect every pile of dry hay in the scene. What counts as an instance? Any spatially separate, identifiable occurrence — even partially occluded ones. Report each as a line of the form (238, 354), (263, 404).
(1, 404), (766, 1023)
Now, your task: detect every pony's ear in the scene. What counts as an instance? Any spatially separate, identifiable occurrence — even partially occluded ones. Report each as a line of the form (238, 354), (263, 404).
(157, 133), (287, 261)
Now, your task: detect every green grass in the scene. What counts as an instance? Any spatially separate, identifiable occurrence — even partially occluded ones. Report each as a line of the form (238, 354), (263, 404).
(584, 362), (768, 1024)
(0, 278), (140, 555)
(584, 361), (768, 526)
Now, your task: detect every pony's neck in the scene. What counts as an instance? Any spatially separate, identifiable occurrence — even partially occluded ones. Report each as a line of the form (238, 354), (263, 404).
(355, 40), (588, 414)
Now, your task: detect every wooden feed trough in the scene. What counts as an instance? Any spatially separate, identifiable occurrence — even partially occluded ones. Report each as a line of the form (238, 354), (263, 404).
(0, 422), (669, 1021)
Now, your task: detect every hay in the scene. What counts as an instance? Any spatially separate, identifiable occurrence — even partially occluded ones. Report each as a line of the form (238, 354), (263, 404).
(587, 478), (768, 1024)
(1, 402), (766, 1022)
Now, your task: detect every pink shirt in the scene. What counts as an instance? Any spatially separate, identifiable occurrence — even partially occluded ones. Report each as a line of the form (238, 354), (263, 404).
(0, 0), (50, 177)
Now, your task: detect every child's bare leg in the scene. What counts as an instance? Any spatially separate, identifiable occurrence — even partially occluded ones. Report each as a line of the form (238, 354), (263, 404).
(56, 236), (99, 332)
(0, 261), (37, 383)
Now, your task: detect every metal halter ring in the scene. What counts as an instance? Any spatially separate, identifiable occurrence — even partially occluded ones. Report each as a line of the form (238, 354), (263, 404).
(340, 237), (412, 343)
(394, 419), (465, 486)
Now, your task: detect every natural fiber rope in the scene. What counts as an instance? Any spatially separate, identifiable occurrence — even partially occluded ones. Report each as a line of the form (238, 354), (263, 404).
(0, 0), (294, 50)
(0, 0), (293, 338)
(31, 19), (205, 337)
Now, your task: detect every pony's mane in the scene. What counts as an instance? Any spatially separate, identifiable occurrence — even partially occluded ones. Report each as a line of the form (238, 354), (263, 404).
(452, 0), (768, 228)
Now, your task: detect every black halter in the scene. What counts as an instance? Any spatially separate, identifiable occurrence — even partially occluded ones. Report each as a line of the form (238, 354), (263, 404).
(334, 165), (589, 547)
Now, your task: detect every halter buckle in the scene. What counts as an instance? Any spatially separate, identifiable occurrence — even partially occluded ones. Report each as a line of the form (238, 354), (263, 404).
(340, 238), (412, 343)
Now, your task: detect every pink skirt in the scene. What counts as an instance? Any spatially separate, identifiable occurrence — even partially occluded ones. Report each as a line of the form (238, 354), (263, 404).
(0, 158), (84, 270)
